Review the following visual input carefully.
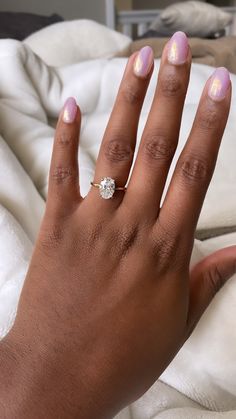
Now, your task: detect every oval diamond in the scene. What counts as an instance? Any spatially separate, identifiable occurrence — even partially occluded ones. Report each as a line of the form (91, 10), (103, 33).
(99, 177), (115, 199)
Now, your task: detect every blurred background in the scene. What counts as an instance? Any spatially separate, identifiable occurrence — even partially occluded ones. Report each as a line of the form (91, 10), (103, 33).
(0, 0), (235, 24)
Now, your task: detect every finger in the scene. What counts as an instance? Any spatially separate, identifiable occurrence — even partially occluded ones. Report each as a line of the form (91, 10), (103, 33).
(125, 32), (191, 219)
(187, 245), (236, 336)
(87, 46), (154, 206)
(159, 67), (231, 241)
(46, 97), (82, 217)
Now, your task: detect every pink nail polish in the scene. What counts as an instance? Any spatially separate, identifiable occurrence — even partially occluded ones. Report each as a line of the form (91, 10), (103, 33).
(168, 31), (189, 65)
(62, 97), (77, 123)
(208, 67), (230, 101)
(133, 46), (154, 77)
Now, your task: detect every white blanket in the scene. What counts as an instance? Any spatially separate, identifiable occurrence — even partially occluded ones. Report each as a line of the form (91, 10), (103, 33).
(0, 28), (235, 418)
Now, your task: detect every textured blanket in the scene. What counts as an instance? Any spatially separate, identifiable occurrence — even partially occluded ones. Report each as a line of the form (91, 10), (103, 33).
(0, 27), (235, 418)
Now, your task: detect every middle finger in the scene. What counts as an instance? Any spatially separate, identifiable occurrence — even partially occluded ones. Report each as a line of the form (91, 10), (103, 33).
(125, 32), (191, 220)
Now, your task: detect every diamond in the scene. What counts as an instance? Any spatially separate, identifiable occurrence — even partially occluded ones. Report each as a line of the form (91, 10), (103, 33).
(99, 177), (115, 199)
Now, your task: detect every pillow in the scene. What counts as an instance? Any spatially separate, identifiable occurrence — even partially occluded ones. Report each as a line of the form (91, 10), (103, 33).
(24, 20), (132, 67)
(150, 1), (232, 38)
(0, 12), (63, 41)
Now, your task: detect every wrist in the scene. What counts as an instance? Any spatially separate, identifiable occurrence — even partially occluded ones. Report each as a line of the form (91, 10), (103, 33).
(0, 336), (24, 417)
(0, 333), (115, 419)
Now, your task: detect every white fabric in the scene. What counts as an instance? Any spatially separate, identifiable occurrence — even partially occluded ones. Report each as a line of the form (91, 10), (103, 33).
(0, 205), (33, 338)
(23, 19), (132, 66)
(0, 136), (44, 242)
(0, 35), (235, 418)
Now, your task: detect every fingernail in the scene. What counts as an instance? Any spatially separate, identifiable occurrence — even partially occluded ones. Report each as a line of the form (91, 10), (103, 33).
(208, 67), (230, 101)
(168, 31), (188, 65)
(133, 46), (154, 77)
(62, 97), (77, 123)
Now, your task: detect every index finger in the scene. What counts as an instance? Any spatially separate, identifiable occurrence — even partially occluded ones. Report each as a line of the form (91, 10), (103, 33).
(159, 67), (231, 241)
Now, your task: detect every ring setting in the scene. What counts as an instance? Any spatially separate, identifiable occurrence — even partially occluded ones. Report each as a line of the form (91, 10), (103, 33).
(91, 177), (126, 199)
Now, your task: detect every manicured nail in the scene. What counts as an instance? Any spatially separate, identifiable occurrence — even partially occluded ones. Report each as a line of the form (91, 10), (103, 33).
(208, 67), (230, 101)
(168, 31), (188, 65)
(133, 46), (154, 77)
(62, 97), (77, 123)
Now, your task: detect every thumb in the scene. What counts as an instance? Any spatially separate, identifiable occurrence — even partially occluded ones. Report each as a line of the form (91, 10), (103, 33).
(187, 245), (236, 336)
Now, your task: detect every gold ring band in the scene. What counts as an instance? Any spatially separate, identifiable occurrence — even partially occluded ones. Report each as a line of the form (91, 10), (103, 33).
(90, 182), (126, 191)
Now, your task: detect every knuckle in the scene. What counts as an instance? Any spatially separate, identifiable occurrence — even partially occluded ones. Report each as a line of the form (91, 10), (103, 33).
(180, 155), (211, 185)
(57, 130), (74, 146)
(113, 223), (139, 258)
(83, 221), (104, 250)
(150, 221), (181, 272)
(142, 131), (176, 163)
(119, 224), (139, 253)
(51, 166), (75, 184)
(197, 106), (218, 130)
(104, 138), (133, 163)
(120, 81), (143, 105)
(159, 73), (183, 97)
(38, 224), (64, 253)
(203, 265), (225, 297)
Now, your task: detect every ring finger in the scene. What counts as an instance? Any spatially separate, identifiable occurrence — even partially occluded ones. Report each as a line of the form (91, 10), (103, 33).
(87, 46), (154, 207)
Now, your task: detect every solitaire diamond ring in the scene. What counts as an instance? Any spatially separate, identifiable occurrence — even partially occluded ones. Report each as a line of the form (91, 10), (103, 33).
(90, 177), (127, 199)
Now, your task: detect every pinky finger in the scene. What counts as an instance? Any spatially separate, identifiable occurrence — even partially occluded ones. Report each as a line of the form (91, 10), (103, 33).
(46, 97), (82, 217)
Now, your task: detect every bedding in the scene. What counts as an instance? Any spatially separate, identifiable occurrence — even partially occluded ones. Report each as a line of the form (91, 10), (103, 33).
(0, 21), (235, 418)
(24, 20), (132, 66)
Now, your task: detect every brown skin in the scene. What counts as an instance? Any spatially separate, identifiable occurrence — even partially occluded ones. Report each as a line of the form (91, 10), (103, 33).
(0, 41), (235, 419)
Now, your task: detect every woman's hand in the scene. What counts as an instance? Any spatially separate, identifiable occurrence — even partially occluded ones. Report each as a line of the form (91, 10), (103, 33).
(1, 32), (235, 419)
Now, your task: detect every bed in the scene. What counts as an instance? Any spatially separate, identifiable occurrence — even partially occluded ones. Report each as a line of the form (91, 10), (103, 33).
(0, 14), (235, 419)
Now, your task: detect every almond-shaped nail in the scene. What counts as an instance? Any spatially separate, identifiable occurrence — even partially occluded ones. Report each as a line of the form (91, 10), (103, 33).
(208, 67), (230, 101)
(168, 31), (188, 65)
(133, 46), (154, 77)
(62, 97), (77, 123)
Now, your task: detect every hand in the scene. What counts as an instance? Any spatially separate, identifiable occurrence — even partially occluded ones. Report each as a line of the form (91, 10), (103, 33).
(1, 33), (235, 419)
